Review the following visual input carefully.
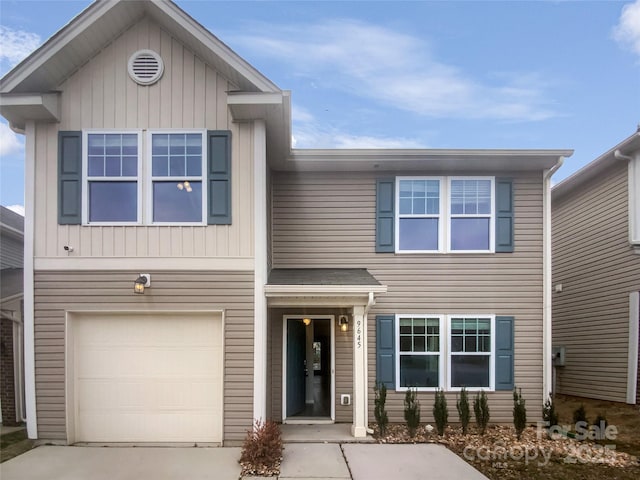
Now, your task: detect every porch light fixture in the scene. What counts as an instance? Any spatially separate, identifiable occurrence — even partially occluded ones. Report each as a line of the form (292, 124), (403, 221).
(338, 315), (349, 332)
(303, 318), (311, 326)
(134, 274), (151, 294)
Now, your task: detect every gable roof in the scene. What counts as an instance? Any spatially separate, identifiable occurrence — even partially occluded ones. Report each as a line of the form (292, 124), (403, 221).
(0, 0), (280, 95)
(552, 129), (640, 201)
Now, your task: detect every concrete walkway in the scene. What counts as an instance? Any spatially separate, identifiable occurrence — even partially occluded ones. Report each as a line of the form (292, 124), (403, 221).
(1, 443), (488, 480)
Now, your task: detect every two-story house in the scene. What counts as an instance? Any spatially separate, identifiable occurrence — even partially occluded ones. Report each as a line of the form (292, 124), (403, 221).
(1, 206), (25, 426)
(552, 130), (640, 405)
(0, 0), (572, 445)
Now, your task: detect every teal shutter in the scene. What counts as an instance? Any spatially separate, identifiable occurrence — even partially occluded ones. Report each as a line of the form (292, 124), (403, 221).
(376, 315), (396, 389)
(58, 131), (82, 225)
(495, 316), (515, 391)
(376, 178), (395, 252)
(495, 178), (514, 252)
(207, 130), (232, 225)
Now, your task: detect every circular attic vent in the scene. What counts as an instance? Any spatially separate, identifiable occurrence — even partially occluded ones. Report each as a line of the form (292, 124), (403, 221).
(128, 50), (164, 85)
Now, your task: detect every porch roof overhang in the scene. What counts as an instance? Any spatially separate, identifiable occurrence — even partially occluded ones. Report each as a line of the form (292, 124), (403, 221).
(265, 268), (387, 307)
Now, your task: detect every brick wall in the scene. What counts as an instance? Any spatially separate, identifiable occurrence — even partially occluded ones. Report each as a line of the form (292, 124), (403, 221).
(0, 318), (18, 426)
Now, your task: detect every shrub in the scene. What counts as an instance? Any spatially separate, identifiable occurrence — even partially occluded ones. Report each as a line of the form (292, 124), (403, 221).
(374, 382), (389, 437)
(542, 396), (559, 428)
(573, 404), (588, 429)
(404, 388), (421, 438)
(456, 387), (471, 434)
(474, 390), (490, 435)
(433, 389), (448, 436)
(513, 387), (527, 440)
(592, 413), (609, 440)
(239, 419), (283, 474)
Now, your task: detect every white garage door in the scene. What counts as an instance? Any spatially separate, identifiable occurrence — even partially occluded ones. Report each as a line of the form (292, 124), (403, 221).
(71, 312), (223, 443)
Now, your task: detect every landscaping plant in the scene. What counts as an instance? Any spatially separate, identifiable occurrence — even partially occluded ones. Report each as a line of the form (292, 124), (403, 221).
(404, 387), (421, 438)
(456, 387), (471, 434)
(239, 419), (283, 475)
(433, 389), (448, 436)
(573, 403), (588, 428)
(473, 390), (490, 435)
(374, 382), (389, 437)
(542, 396), (559, 429)
(513, 387), (527, 440)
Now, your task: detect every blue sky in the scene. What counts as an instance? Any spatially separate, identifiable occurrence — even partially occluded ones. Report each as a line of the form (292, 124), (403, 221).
(1, 0), (639, 213)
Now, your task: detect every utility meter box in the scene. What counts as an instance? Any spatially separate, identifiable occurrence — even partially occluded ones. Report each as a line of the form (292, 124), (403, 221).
(552, 346), (566, 367)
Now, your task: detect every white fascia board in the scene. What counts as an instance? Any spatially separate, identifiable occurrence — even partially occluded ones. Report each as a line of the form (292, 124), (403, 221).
(0, 93), (60, 129)
(264, 285), (388, 297)
(153, 0), (280, 93)
(0, 0), (120, 93)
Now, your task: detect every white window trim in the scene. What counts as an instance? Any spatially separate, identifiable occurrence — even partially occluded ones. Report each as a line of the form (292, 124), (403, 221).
(394, 314), (496, 392)
(446, 314), (495, 392)
(82, 129), (143, 226)
(447, 176), (495, 253)
(146, 129), (208, 226)
(395, 314), (445, 392)
(395, 176), (445, 253)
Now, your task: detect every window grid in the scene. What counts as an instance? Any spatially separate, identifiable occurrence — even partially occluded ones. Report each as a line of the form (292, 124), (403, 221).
(396, 177), (442, 252)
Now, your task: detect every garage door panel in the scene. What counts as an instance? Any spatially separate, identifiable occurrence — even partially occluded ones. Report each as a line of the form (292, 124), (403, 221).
(72, 313), (223, 443)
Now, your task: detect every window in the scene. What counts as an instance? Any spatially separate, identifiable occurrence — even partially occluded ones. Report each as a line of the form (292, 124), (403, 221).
(449, 316), (493, 389)
(395, 176), (494, 253)
(395, 314), (494, 391)
(397, 178), (442, 252)
(449, 178), (493, 251)
(397, 316), (443, 389)
(85, 132), (140, 223)
(150, 132), (206, 224)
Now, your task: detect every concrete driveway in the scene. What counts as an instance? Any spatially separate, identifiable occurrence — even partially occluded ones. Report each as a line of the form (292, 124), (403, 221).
(1, 443), (488, 480)
(0, 446), (243, 480)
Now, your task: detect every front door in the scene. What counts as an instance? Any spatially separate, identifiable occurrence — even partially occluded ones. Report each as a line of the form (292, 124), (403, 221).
(286, 319), (306, 417)
(284, 316), (334, 421)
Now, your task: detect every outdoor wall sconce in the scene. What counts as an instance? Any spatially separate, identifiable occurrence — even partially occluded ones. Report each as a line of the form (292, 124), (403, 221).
(303, 318), (311, 326)
(134, 274), (151, 294)
(338, 315), (349, 332)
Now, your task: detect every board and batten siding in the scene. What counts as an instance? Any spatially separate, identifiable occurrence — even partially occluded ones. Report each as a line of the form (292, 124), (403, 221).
(271, 170), (545, 422)
(34, 270), (254, 444)
(34, 16), (254, 260)
(552, 162), (640, 403)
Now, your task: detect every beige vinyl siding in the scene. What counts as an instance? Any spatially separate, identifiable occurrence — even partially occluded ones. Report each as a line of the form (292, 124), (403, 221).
(268, 308), (353, 423)
(34, 16), (254, 260)
(34, 270), (254, 444)
(0, 234), (23, 269)
(552, 162), (640, 403)
(272, 170), (545, 422)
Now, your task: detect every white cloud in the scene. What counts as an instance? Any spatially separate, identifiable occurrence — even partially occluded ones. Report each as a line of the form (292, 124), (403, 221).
(230, 19), (557, 121)
(0, 26), (41, 69)
(0, 122), (24, 156)
(613, 0), (640, 58)
(6, 205), (24, 216)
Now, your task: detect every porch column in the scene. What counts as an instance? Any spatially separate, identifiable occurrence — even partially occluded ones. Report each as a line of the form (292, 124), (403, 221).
(351, 305), (367, 437)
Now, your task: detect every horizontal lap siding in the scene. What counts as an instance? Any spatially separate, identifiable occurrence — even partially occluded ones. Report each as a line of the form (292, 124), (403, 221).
(552, 163), (640, 402)
(34, 270), (254, 443)
(272, 171), (544, 422)
(36, 17), (254, 260)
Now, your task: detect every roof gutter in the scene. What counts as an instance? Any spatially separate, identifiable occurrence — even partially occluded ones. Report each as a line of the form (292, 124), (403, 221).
(542, 155), (565, 403)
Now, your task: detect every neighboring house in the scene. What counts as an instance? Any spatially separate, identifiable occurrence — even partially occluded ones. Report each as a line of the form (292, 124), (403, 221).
(552, 130), (640, 405)
(0, 0), (572, 445)
(0, 206), (25, 426)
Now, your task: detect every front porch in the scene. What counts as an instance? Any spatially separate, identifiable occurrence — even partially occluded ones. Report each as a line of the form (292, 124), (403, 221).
(264, 268), (387, 438)
(280, 423), (375, 443)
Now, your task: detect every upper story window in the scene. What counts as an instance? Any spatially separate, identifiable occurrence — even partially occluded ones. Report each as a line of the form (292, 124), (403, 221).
(149, 132), (206, 224)
(395, 176), (495, 253)
(85, 132), (141, 224)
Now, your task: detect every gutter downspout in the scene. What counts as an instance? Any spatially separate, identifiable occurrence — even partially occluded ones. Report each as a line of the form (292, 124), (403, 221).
(364, 292), (375, 435)
(542, 156), (564, 404)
